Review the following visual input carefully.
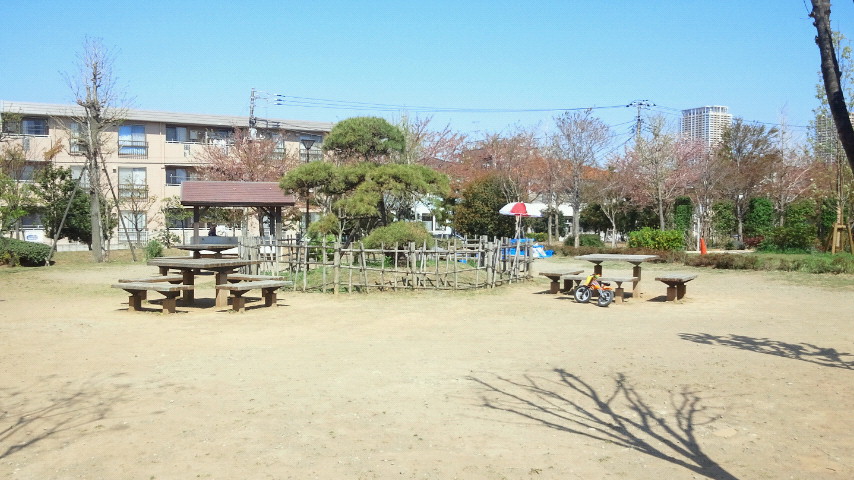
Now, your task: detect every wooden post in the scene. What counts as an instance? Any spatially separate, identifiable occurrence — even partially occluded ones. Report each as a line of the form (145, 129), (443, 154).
(333, 242), (341, 295)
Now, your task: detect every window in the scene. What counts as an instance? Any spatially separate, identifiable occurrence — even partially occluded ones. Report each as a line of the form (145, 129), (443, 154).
(118, 125), (147, 157)
(12, 162), (40, 182)
(70, 165), (91, 188)
(2, 116), (48, 136)
(165, 166), (196, 186)
(299, 134), (323, 162)
(23, 118), (48, 136)
(118, 167), (147, 199)
(166, 125), (232, 144)
(166, 125), (188, 143)
(118, 211), (148, 243)
(68, 122), (85, 154)
(20, 213), (43, 228)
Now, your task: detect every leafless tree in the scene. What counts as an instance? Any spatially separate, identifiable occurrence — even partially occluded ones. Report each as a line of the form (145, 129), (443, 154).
(552, 110), (611, 246)
(64, 37), (128, 262)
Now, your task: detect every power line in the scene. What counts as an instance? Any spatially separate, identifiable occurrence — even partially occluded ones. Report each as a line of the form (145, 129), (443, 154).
(274, 94), (627, 114)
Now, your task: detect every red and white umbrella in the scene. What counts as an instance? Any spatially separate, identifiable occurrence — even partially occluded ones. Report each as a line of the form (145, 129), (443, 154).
(499, 202), (544, 218)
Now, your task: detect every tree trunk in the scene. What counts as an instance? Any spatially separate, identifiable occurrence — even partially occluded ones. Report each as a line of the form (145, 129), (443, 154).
(811, 0), (854, 175)
(571, 186), (581, 247)
(88, 158), (104, 262)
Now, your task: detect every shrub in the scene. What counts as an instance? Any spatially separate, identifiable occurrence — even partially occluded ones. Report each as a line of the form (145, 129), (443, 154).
(529, 232), (548, 242)
(758, 223), (817, 253)
(362, 221), (434, 249)
(0, 238), (52, 266)
(743, 236), (764, 249)
(684, 253), (759, 270)
(153, 230), (180, 248)
(744, 197), (775, 237)
(144, 239), (164, 259)
(627, 227), (684, 251)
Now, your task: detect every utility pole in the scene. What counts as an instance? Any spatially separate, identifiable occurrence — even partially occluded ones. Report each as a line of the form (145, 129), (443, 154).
(627, 99), (654, 145)
(249, 88), (257, 134)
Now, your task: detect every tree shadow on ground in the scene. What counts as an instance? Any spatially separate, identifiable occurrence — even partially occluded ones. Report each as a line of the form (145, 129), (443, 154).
(469, 369), (738, 480)
(679, 333), (854, 370)
(0, 373), (132, 459)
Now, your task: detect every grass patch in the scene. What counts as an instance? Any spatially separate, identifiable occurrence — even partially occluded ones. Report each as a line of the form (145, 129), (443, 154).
(684, 252), (854, 274)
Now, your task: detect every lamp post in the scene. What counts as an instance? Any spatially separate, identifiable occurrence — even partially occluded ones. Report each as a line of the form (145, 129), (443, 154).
(300, 138), (316, 238)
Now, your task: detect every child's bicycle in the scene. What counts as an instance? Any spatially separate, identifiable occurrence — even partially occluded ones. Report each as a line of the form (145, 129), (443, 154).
(573, 273), (615, 307)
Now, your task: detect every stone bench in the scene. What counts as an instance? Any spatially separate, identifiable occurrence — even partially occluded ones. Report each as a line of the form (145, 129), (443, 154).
(598, 276), (639, 303)
(539, 270), (583, 293)
(215, 280), (289, 312)
(116, 274), (184, 300)
(560, 274), (588, 293)
(654, 273), (698, 301)
(112, 282), (195, 314)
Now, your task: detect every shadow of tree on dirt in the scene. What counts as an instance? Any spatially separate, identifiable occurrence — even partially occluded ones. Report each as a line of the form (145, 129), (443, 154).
(679, 333), (854, 370)
(469, 369), (738, 480)
(0, 374), (131, 459)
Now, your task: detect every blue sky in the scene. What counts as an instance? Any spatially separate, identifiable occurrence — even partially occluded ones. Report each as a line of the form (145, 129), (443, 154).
(3, 1), (853, 145)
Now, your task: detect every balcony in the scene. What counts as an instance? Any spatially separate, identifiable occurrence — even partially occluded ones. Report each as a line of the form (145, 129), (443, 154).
(117, 140), (149, 158)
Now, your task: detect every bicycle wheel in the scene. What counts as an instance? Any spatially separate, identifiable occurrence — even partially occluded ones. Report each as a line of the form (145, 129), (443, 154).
(574, 286), (591, 303)
(597, 290), (614, 307)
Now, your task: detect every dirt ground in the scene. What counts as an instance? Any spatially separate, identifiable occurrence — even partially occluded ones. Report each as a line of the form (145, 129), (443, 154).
(1, 255), (853, 479)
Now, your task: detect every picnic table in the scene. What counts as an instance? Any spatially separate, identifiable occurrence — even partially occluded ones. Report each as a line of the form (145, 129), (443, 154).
(574, 254), (659, 299)
(538, 269), (584, 294)
(175, 243), (238, 259)
(147, 257), (263, 307)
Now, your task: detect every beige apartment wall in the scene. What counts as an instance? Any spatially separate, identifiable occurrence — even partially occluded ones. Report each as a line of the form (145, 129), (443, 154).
(6, 114), (321, 243)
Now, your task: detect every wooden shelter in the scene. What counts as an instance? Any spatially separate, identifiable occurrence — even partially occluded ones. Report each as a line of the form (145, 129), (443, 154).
(180, 181), (296, 240)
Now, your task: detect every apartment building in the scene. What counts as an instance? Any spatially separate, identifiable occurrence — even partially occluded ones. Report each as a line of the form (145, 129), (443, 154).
(680, 105), (732, 149)
(1, 100), (333, 246)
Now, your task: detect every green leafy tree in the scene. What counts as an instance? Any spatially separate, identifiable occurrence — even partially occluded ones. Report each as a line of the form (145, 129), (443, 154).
(744, 197), (775, 237)
(322, 116), (406, 165)
(716, 118), (778, 241)
(362, 221), (434, 249)
(710, 201), (737, 246)
(0, 144), (32, 235)
(280, 161), (448, 240)
(32, 163), (112, 248)
(452, 175), (515, 238)
(674, 196), (693, 240)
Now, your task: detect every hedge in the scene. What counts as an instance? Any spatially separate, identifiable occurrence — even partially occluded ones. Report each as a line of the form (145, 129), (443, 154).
(0, 238), (52, 266)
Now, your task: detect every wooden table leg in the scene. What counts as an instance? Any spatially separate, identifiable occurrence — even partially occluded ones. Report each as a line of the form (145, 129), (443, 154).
(215, 270), (232, 308)
(181, 269), (195, 303)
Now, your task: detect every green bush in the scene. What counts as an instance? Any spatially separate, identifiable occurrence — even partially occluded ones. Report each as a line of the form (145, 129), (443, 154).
(529, 232), (548, 242)
(362, 221), (434, 249)
(685, 252), (854, 274)
(144, 239), (164, 259)
(744, 197), (775, 237)
(627, 227), (684, 250)
(0, 238), (52, 266)
(758, 222), (817, 253)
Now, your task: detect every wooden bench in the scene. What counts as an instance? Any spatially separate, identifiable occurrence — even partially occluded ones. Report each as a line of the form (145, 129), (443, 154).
(539, 270), (583, 293)
(655, 273), (698, 301)
(116, 274), (183, 300)
(112, 282), (194, 314)
(598, 276), (639, 303)
(215, 280), (289, 312)
(560, 274), (588, 294)
(227, 274), (287, 282)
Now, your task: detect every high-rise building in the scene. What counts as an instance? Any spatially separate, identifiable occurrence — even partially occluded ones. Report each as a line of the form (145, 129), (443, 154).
(680, 105), (732, 149)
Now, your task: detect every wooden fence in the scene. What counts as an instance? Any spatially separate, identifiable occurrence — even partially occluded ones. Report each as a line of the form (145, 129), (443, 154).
(238, 237), (534, 293)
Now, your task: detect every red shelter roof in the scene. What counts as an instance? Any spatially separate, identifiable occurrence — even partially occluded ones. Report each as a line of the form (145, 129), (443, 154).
(180, 181), (295, 207)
